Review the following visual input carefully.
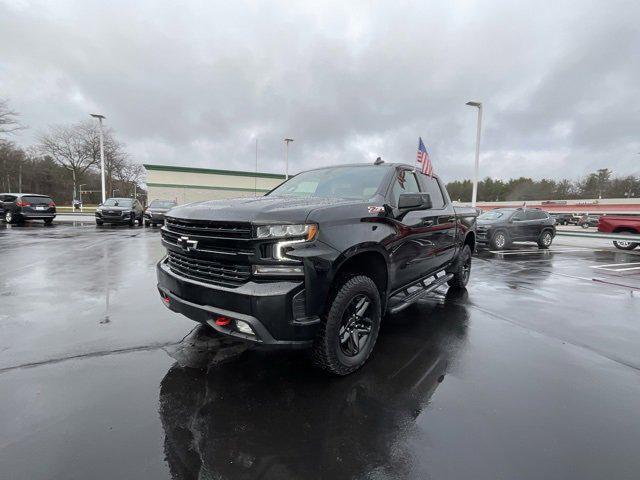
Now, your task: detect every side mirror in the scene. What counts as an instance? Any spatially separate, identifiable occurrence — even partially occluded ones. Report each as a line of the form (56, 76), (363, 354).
(397, 193), (432, 217)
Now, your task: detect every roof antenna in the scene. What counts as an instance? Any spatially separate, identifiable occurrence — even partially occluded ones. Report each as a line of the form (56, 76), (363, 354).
(374, 157), (384, 165)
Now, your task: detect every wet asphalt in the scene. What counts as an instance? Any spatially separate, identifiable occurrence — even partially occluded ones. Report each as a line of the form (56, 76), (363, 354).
(1, 221), (639, 480)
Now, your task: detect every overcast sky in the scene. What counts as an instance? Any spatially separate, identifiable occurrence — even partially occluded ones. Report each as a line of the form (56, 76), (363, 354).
(1, 0), (639, 183)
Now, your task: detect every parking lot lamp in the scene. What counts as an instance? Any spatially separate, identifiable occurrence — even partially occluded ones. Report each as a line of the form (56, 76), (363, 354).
(284, 138), (294, 179)
(465, 101), (483, 207)
(90, 114), (106, 204)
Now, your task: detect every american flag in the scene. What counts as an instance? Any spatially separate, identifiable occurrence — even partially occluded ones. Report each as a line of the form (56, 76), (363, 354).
(416, 137), (433, 176)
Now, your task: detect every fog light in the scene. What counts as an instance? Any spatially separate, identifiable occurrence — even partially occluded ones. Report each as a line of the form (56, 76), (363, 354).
(235, 320), (255, 335)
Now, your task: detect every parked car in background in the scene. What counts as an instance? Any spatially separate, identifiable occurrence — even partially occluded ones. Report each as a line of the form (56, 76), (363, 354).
(578, 214), (599, 228)
(95, 197), (144, 226)
(144, 199), (177, 227)
(551, 213), (573, 225)
(598, 216), (640, 250)
(0, 193), (56, 225)
(476, 207), (556, 250)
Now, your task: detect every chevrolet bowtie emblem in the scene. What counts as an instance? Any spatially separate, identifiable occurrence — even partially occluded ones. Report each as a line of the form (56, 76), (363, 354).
(177, 236), (198, 252)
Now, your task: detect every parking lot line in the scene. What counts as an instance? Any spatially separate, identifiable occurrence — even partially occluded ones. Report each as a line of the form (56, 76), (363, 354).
(489, 248), (592, 255)
(590, 262), (640, 272)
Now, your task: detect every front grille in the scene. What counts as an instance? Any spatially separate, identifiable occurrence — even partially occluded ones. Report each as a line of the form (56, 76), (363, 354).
(103, 211), (125, 218)
(161, 229), (253, 256)
(166, 250), (251, 287)
(165, 217), (252, 239)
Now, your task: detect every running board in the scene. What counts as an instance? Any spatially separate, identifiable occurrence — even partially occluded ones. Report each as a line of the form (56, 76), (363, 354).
(388, 273), (454, 315)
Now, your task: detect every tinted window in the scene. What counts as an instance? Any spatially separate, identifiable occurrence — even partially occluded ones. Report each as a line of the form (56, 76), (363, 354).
(391, 170), (420, 206)
(478, 211), (505, 220)
(149, 200), (177, 208)
(417, 174), (445, 209)
(268, 166), (389, 200)
(526, 210), (547, 220)
(22, 196), (52, 205)
(511, 210), (526, 221)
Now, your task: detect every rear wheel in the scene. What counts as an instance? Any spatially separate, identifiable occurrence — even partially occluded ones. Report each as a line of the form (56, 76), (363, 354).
(137, 216), (143, 226)
(448, 245), (472, 288)
(537, 230), (553, 249)
(128, 214), (135, 227)
(144, 220), (150, 227)
(613, 240), (639, 250)
(312, 275), (381, 376)
(96, 219), (103, 226)
(490, 230), (509, 250)
(44, 218), (53, 225)
(5, 211), (14, 224)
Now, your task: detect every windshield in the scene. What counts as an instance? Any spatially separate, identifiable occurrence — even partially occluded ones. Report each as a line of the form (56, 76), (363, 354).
(149, 200), (176, 209)
(268, 166), (389, 200)
(103, 198), (133, 207)
(478, 211), (505, 220)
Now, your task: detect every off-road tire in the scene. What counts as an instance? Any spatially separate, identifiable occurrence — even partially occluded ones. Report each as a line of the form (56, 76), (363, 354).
(490, 230), (509, 250)
(537, 230), (554, 249)
(312, 275), (381, 376)
(447, 245), (472, 289)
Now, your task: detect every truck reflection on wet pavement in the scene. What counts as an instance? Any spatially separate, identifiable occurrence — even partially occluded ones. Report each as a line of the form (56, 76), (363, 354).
(159, 290), (469, 480)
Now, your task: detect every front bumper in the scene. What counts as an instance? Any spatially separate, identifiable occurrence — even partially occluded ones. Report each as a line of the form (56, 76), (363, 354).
(156, 258), (319, 347)
(96, 212), (133, 223)
(144, 212), (166, 222)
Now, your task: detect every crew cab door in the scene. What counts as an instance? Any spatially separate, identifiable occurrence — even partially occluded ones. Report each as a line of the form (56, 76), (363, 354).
(387, 169), (455, 290)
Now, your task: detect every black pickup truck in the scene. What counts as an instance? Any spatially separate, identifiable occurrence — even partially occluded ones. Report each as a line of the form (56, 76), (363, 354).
(157, 161), (476, 375)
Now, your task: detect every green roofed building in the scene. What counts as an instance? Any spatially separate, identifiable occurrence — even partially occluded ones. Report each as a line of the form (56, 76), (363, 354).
(143, 164), (286, 204)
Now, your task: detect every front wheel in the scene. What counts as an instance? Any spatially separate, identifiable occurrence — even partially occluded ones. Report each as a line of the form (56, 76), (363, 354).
(613, 240), (639, 251)
(448, 245), (472, 288)
(312, 275), (381, 376)
(137, 216), (143, 226)
(96, 219), (103, 226)
(490, 231), (509, 250)
(144, 220), (150, 227)
(44, 218), (53, 225)
(538, 230), (554, 249)
(5, 211), (14, 224)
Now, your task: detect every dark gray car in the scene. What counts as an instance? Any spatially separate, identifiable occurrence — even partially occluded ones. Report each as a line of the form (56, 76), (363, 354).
(476, 207), (556, 250)
(1, 193), (56, 225)
(95, 197), (144, 226)
(144, 199), (177, 227)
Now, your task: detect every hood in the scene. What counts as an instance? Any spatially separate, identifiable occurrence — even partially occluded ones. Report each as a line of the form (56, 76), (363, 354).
(99, 205), (130, 212)
(147, 207), (172, 213)
(167, 195), (359, 224)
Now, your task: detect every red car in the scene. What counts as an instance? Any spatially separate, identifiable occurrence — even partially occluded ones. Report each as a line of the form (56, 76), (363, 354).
(598, 216), (640, 250)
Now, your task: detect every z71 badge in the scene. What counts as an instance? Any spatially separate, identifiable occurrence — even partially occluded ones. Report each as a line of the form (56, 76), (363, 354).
(368, 206), (385, 214)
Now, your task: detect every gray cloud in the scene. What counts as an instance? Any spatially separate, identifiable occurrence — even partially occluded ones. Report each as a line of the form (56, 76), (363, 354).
(1, 0), (639, 183)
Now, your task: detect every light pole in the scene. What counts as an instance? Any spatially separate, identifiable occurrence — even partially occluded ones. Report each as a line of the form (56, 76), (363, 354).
(79, 184), (86, 212)
(465, 101), (483, 207)
(90, 113), (106, 204)
(283, 138), (294, 179)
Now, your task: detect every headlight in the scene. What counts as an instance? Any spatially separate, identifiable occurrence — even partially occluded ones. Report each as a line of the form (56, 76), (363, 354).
(255, 224), (318, 241)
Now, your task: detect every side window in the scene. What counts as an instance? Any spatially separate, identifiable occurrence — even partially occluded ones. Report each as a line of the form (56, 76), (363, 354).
(391, 170), (420, 206)
(511, 210), (526, 221)
(417, 174), (445, 209)
(526, 210), (546, 220)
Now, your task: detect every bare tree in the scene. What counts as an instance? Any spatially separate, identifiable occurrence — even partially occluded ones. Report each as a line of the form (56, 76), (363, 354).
(38, 121), (99, 204)
(0, 99), (26, 144)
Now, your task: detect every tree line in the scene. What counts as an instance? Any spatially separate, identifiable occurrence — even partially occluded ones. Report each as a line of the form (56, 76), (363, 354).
(447, 169), (640, 202)
(0, 98), (145, 206)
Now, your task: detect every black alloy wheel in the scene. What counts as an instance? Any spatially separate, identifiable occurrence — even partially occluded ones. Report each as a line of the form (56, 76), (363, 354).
(338, 294), (373, 357)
